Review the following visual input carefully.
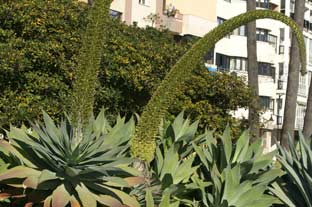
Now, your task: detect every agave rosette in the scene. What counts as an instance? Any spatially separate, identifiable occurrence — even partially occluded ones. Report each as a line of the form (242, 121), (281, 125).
(131, 112), (201, 206)
(271, 134), (312, 207)
(192, 127), (283, 207)
(0, 110), (143, 207)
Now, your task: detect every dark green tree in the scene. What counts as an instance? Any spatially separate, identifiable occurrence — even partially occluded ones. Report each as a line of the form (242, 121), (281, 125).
(0, 0), (88, 126)
(96, 23), (252, 135)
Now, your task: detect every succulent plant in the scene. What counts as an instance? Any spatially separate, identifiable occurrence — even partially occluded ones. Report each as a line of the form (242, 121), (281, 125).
(271, 134), (312, 207)
(131, 112), (201, 206)
(192, 128), (283, 207)
(0, 110), (143, 207)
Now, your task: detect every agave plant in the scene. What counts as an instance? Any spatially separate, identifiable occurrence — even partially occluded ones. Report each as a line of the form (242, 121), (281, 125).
(192, 128), (283, 207)
(131, 112), (201, 206)
(270, 134), (312, 207)
(0, 110), (143, 207)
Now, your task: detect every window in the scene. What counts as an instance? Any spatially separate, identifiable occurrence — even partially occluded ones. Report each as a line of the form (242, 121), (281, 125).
(256, 28), (269, 42)
(290, 0), (295, 13)
(256, 0), (269, 9)
(258, 62), (274, 77)
(277, 98), (283, 110)
(296, 104), (306, 130)
(279, 62), (284, 77)
(298, 74), (307, 96)
(280, 28), (285, 43)
(216, 53), (230, 71)
(139, 0), (150, 6)
(260, 96), (274, 110)
(280, 0), (285, 13)
(233, 25), (246, 36)
(268, 34), (277, 50)
(217, 17), (226, 25)
(279, 45), (285, 54)
(216, 53), (247, 71)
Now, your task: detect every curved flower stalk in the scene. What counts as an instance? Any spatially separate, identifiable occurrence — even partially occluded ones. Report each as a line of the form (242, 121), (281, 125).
(131, 10), (307, 161)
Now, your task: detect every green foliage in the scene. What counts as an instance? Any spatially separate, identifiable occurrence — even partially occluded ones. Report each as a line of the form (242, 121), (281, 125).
(193, 128), (283, 206)
(71, 0), (113, 129)
(0, 0), (88, 126)
(132, 10), (307, 161)
(170, 69), (252, 134)
(96, 23), (193, 116)
(0, 0), (252, 139)
(0, 110), (142, 207)
(271, 135), (312, 207)
(131, 112), (201, 206)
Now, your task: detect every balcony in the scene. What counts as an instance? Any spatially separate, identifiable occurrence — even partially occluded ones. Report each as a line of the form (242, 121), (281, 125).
(160, 12), (183, 34)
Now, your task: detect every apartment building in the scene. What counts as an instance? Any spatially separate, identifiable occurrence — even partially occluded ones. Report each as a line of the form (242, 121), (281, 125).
(81, 0), (312, 148)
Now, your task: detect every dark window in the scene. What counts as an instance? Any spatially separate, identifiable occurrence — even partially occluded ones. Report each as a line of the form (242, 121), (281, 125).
(279, 62), (284, 76)
(217, 17), (226, 25)
(139, 0), (146, 5)
(216, 53), (230, 71)
(260, 96), (273, 110)
(216, 53), (247, 71)
(256, 28), (269, 42)
(258, 62), (274, 77)
(280, 28), (285, 42)
(256, 0), (269, 8)
(277, 98), (283, 110)
(280, 0), (285, 11)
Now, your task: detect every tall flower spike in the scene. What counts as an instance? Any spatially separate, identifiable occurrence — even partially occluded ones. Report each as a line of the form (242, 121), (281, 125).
(71, 0), (113, 136)
(131, 10), (307, 162)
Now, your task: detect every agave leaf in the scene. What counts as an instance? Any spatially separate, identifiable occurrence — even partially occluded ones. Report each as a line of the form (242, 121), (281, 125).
(70, 196), (81, 207)
(43, 196), (52, 207)
(159, 191), (171, 207)
(277, 155), (311, 205)
(171, 111), (199, 143)
(173, 156), (198, 184)
(270, 182), (296, 207)
(102, 177), (130, 188)
(106, 186), (140, 207)
(103, 116), (135, 147)
(145, 189), (154, 207)
(124, 176), (145, 186)
(51, 184), (71, 207)
(75, 183), (97, 207)
(192, 143), (209, 169)
(254, 169), (284, 185)
(0, 193), (11, 201)
(38, 170), (58, 184)
(97, 195), (123, 207)
(221, 126), (232, 166)
(0, 166), (40, 181)
(251, 150), (277, 173)
(23, 175), (39, 189)
(156, 146), (164, 174)
(93, 109), (111, 137)
(232, 130), (249, 163)
(160, 146), (179, 180)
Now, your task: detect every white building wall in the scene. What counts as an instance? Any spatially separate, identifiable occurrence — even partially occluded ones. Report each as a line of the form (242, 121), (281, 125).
(131, 0), (157, 27)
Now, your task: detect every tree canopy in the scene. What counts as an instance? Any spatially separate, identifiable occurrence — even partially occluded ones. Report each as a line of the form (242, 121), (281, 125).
(0, 0), (252, 134)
